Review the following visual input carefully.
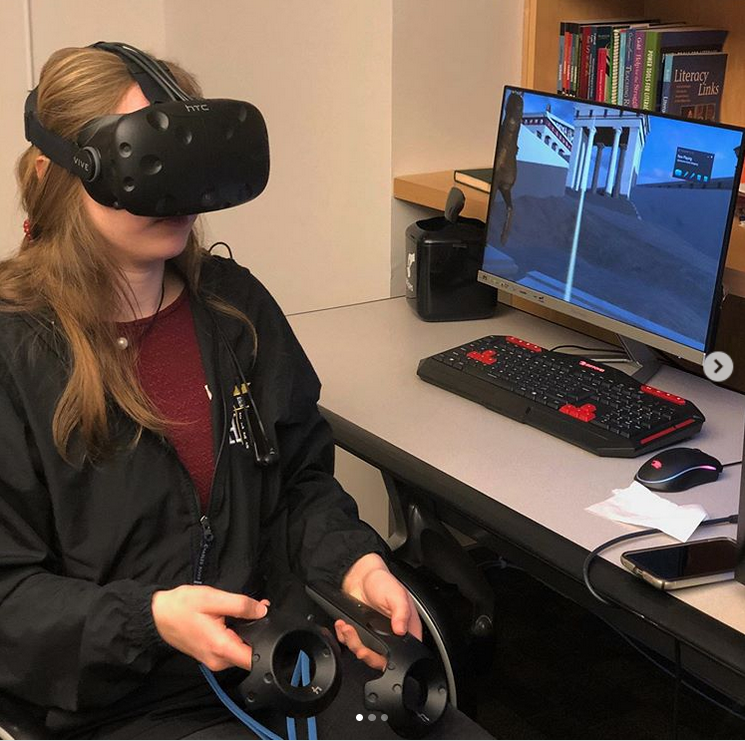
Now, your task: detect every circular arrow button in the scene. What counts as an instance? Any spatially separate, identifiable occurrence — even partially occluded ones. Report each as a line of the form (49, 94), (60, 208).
(703, 351), (734, 383)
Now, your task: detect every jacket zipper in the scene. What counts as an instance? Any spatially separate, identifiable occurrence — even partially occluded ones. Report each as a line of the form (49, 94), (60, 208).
(194, 515), (215, 585)
(192, 389), (229, 585)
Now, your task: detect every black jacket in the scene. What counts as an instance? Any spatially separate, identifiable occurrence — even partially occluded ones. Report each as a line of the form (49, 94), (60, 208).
(0, 255), (386, 734)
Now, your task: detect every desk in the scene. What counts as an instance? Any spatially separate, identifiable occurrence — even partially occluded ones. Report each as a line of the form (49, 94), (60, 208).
(289, 297), (745, 703)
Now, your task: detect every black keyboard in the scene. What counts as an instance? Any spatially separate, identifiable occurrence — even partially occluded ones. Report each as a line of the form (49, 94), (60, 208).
(417, 335), (705, 457)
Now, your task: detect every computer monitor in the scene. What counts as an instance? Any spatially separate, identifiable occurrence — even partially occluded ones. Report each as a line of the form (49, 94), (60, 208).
(478, 85), (745, 380)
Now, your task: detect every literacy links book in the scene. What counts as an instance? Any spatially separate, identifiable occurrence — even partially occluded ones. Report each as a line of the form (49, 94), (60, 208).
(660, 52), (727, 121)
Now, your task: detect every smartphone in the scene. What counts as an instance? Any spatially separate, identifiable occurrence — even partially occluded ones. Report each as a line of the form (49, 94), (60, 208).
(620, 537), (738, 590)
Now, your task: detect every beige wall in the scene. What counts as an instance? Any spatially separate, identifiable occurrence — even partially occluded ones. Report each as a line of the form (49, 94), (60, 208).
(390, 0), (525, 295)
(1, 0), (166, 257)
(0, 1), (30, 257)
(163, 0), (394, 316)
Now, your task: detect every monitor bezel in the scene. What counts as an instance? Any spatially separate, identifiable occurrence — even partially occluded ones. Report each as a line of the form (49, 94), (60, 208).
(478, 84), (745, 365)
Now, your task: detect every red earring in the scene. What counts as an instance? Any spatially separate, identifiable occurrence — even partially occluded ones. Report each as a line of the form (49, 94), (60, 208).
(23, 219), (34, 240)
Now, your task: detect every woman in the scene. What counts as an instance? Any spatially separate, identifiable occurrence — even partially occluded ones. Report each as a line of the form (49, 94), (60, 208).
(0, 44), (495, 740)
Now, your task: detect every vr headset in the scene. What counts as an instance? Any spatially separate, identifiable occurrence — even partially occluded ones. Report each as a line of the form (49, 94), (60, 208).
(24, 41), (269, 217)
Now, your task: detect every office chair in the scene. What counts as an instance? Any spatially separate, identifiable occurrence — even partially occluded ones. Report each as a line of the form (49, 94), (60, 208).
(382, 472), (497, 716)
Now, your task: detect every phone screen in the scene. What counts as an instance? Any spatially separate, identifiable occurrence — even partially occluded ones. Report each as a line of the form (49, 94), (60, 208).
(622, 538), (738, 581)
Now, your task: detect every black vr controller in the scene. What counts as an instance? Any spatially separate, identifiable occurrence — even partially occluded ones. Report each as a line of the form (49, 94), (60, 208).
(232, 609), (341, 718)
(231, 586), (447, 737)
(306, 583), (448, 738)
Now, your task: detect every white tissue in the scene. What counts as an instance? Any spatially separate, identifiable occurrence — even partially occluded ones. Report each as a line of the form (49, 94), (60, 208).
(586, 481), (708, 541)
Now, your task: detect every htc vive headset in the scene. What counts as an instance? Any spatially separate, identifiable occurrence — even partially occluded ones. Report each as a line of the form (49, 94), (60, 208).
(24, 41), (269, 216)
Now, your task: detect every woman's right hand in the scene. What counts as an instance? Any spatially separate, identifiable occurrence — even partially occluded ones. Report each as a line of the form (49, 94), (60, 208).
(151, 585), (270, 671)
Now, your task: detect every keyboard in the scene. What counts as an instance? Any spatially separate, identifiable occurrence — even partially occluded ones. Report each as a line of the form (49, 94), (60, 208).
(417, 335), (705, 457)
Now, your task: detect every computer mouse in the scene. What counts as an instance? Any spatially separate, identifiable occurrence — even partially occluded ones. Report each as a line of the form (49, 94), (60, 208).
(635, 447), (723, 492)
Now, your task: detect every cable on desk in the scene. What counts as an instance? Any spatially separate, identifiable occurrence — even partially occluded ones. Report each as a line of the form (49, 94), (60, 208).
(582, 514), (738, 609)
(722, 460), (743, 469)
(548, 344), (627, 354)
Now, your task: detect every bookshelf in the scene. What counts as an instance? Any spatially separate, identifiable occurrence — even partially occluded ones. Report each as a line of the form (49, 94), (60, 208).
(522, 0), (745, 126)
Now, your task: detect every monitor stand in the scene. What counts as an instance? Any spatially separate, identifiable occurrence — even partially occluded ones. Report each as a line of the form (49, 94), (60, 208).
(589, 335), (662, 384)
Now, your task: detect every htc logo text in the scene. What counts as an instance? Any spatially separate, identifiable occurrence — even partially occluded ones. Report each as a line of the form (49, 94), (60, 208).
(185, 103), (210, 112)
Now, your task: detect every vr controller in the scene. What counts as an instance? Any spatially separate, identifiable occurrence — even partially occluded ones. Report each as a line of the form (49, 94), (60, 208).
(305, 583), (448, 738)
(232, 609), (341, 718)
(231, 585), (447, 737)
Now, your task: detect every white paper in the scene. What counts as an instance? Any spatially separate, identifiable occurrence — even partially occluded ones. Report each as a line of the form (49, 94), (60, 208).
(586, 481), (708, 541)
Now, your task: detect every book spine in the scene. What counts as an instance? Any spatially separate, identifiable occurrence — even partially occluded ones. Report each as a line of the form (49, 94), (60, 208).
(641, 31), (661, 110)
(569, 29), (579, 95)
(571, 27), (581, 95)
(594, 26), (613, 102)
(579, 26), (592, 98)
(616, 30), (627, 105)
(630, 30), (646, 107)
(558, 22), (565, 93)
(587, 28), (599, 100)
(622, 29), (635, 106)
(563, 27), (572, 93)
(609, 29), (622, 104)
(596, 47), (608, 102)
(659, 52), (673, 112)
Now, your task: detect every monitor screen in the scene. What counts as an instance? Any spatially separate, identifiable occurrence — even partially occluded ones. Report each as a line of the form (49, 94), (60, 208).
(478, 86), (745, 364)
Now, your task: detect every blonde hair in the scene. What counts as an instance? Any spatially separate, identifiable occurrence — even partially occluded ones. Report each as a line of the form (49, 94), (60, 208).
(1, 46), (248, 463)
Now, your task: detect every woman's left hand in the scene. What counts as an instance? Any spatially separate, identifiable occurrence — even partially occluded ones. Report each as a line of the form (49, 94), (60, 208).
(335, 553), (422, 671)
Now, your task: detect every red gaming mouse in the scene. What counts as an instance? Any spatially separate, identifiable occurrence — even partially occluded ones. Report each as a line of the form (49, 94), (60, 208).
(635, 447), (723, 493)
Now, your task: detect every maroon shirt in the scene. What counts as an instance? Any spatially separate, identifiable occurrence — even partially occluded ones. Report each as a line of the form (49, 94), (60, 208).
(118, 288), (215, 513)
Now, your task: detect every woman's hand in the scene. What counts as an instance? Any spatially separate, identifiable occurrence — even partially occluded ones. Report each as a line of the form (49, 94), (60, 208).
(151, 585), (270, 671)
(335, 553), (422, 671)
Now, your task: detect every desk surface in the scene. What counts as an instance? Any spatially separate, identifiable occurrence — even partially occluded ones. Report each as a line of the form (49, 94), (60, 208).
(289, 298), (745, 642)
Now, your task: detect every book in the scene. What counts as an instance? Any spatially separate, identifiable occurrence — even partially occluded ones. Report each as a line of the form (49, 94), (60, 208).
(609, 27), (625, 103)
(640, 26), (728, 111)
(453, 168), (491, 193)
(557, 21), (566, 93)
(559, 18), (654, 97)
(630, 28), (647, 107)
(660, 51), (728, 121)
(596, 46), (608, 102)
(591, 20), (648, 101)
(618, 21), (670, 106)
